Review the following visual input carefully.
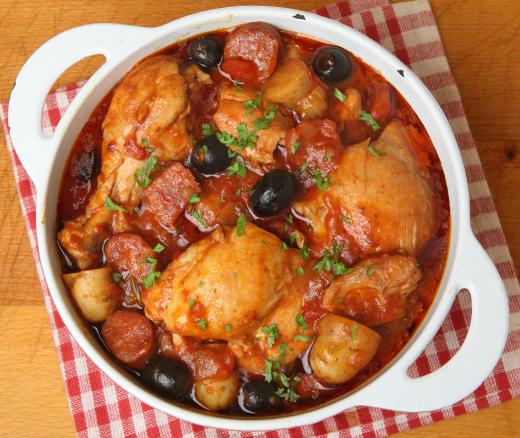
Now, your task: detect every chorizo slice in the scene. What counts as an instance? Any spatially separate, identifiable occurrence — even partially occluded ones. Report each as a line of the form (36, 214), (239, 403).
(101, 310), (155, 369)
(223, 22), (282, 83)
(105, 232), (155, 283)
(141, 162), (200, 228)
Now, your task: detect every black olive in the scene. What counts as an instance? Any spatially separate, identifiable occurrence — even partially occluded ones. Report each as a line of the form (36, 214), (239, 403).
(188, 37), (223, 71)
(241, 381), (280, 412)
(141, 356), (193, 400)
(312, 47), (352, 83)
(250, 170), (298, 217)
(191, 135), (232, 175)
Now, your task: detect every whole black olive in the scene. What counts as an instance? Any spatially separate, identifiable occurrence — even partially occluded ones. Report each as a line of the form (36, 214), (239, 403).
(188, 37), (223, 71)
(312, 47), (352, 83)
(141, 356), (193, 400)
(191, 135), (232, 175)
(250, 170), (298, 217)
(241, 381), (280, 412)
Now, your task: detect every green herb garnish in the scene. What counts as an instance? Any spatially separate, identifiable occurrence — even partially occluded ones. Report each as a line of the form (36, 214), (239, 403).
(153, 243), (165, 253)
(294, 334), (313, 343)
(295, 314), (309, 330)
(104, 196), (127, 213)
(243, 91), (263, 113)
(135, 156), (158, 188)
(352, 324), (358, 341)
(290, 142), (301, 154)
(201, 123), (214, 138)
(191, 209), (207, 227)
(310, 169), (330, 191)
(360, 111), (380, 131)
(260, 324), (279, 348)
(142, 256), (161, 288)
(112, 272), (122, 282)
(334, 87), (347, 102)
(226, 158), (247, 177)
(296, 266), (304, 276)
(236, 213), (247, 236)
(189, 193), (201, 204)
(196, 319), (207, 330)
(225, 323), (232, 333)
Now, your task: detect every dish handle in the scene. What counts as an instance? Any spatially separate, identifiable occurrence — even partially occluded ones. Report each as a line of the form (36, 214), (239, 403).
(360, 232), (509, 412)
(8, 23), (151, 186)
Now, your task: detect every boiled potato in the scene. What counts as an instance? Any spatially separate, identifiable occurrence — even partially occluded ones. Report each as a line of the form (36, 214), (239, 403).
(294, 83), (328, 119)
(262, 59), (313, 106)
(310, 314), (380, 385)
(63, 267), (123, 323)
(194, 372), (240, 411)
(334, 87), (362, 121)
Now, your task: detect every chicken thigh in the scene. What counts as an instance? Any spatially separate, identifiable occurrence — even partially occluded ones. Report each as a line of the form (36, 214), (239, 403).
(293, 121), (436, 263)
(142, 223), (293, 341)
(58, 56), (192, 269)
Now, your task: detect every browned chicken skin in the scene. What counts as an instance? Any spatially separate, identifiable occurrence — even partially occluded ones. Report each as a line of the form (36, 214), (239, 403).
(293, 121), (436, 263)
(58, 56), (192, 269)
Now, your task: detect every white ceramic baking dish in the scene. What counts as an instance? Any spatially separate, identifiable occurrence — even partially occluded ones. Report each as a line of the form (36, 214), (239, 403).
(8, 6), (509, 431)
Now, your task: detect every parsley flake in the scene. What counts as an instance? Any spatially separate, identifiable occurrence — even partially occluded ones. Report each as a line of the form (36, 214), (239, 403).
(189, 193), (201, 203)
(243, 91), (263, 113)
(265, 359), (274, 383)
(143, 257), (161, 288)
(236, 213), (247, 236)
(104, 197), (128, 213)
(226, 158), (247, 177)
(135, 156), (158, 188)
(188, 298), (196, 308)
(295, 314), (309, 330)
(201, 123), (214, 138)
(310, 169), (330, 191)
(112, 272), (122, 282)
(260, 324), (279, 348)
(352, 323), (358, 341)
(225, 323), (232, 333)
(360, 111), (380, 131)
(281, 242), (288, 250)
(153, 243), (165, 253)
(191, 209), (207, 227)
(300, 244), (310, 260)
(334, 87), (347, 102)
(196, 319), (207, 330)
(366, 145), (383, 157)
(342, 214), (351, 224)
(290, 142), (301, 154)
(294, 334), (313, 343)
(296, 266), (304, 276)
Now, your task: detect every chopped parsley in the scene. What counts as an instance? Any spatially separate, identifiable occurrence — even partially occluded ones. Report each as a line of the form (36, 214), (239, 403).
(326, 153), (333, 161)
(112, 272), (122, 282)
(191, 209), (207, 227)
(360, 111), (380, 131)
(143, 256), (161, 288)
(294, 334), (313, 343)
(265, 359), (274, 382)
(226, 158), (247, 177)
(189, 193), (201, 204)
(314, 243), (351, 276)
(253, 105), (278, 131)
(278, 342), (287, 363)
(236, 213), (247, 236)
(296, 266), (304, 276)
(243, 91), (263, 113)
(260, 324), (279, 348)
(188, 298), (196, 308)
(352, 324), (358, 341)
(201, 123), (214, 138)
(225, 323), (232, 333)
(135, 156), (158, 188)
(334, 87), (347, 102)
(235, 187), (241, 197)
(274, 374), (301, 403)
(310, 169), (330, 191)
(216, 131), (234, 144)
(289, 232), (297, 246)
(342, 214), (351, 224)
(366, 145), (383, 157)
(281, 242), (288, 250)
(196, 319), (207, 330)
(298, 162), (310, 176)
(141, 138), (155, 154)
(290, 142), (301, 154)
(153, 243), (165, 253)
(104, 196), (127, 213)
(295, 314), (309, 330)
(235, 122), (258, 150)
(300, 244), (310, 260)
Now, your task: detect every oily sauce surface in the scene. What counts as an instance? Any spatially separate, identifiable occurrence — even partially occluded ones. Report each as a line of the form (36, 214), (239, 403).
(57, 28), (450, 415)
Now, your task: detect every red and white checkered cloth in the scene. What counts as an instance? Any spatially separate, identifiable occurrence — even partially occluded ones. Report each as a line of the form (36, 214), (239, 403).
(2, 0), (519, 436)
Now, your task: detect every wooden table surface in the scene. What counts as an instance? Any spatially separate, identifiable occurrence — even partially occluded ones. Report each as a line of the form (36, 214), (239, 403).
(1, 0), (519, 436)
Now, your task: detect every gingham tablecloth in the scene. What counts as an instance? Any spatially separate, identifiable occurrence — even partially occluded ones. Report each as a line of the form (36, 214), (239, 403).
(2, 0), (519, 436)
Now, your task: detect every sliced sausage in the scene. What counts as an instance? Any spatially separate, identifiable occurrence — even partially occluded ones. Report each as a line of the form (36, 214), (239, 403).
(223, 22), (281, 82)
(105, 232), (155, 283)
(141, 162), (200, 228)
(285, 119), (343, 187)
(101, 310), (155, 369)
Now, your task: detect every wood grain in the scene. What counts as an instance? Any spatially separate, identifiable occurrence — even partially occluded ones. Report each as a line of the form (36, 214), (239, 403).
(0, 1), (518, 436)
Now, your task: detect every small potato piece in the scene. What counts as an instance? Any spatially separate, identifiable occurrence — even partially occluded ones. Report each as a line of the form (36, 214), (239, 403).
(262, 59), (313, 107)
(310, 314), (380, 385)
(294, 83), (328, 119)
(63, 267), (122, 323)
(194, 372), (240, 411)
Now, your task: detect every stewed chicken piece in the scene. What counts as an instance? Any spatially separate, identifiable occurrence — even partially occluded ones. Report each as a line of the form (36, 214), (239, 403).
(58, 56), (192, 269)
(323, 254), (421, 326)
(142, 223), (294, 341)
(293, 121), (436, 263)
(213, 82), (291, 167)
